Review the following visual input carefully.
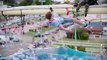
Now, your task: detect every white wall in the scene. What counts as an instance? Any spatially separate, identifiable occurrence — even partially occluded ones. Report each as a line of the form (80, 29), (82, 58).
(86, 14), (107, 20)
(0, 5), (7, 8)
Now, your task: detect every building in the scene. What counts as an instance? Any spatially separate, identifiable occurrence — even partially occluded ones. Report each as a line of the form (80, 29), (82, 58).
(0, 1), (7, 8)
(0, 1), (3, 6)
(89, 22), (103, 33)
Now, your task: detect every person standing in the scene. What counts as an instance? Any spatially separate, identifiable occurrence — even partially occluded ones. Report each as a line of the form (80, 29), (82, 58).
(74, 0), (98, 17)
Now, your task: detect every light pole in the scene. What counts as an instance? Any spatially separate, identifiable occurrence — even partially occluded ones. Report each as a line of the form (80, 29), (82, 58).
(74, 28), (77, 40)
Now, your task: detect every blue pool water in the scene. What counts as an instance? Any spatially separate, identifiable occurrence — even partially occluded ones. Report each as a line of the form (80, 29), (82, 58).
(0, 46), (107, 60)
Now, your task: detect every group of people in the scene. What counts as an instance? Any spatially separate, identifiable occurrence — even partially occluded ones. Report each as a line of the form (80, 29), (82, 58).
(74, 0), (98, 17)
(32, 0), (99, 47)
(43, 0), (99, 34)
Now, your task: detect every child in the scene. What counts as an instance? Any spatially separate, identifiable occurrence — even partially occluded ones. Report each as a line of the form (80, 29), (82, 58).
(43, 11), (89, 34)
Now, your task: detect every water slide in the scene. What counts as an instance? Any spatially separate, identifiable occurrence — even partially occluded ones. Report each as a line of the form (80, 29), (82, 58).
(0, 4), (107, 15)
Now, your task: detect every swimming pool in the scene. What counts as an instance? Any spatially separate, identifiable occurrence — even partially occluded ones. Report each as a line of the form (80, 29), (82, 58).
(0, 46), (107, 60)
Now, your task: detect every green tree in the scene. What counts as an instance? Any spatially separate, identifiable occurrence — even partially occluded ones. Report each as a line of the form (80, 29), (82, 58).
(66, 28), (89, 40)
(32, 0), (52, 5)
(66, 32), (73, 38)
(32, 0), (36, 5)
(3, 0), (17, 6)
(80, 32), (89, 40)
(33, 0), (41, 5)
(45, 0), (52, 5)
(19, 0), (33, 6)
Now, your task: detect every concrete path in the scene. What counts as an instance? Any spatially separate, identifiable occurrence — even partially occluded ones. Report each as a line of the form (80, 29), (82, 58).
(0, 35), (32, 57)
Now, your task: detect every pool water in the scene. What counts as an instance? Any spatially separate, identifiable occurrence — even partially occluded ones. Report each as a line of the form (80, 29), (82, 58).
(0, 46), (107, 60)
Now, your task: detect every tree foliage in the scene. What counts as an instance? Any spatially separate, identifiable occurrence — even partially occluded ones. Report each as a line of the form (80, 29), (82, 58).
(3, 0), (17, 6)
(45, 0), (52, 5)
(33, 0), (52, 5)
(66, 28), (89, 40)
(19, 0), (33, 6)
(19, 0), (52, 6)
(80, 32), (89, 40)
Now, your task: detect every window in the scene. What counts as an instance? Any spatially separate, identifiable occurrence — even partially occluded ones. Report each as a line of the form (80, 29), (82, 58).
(102, 22), (107, 27)
(104, 30), (106, 32)
(90, 22), (102, 27)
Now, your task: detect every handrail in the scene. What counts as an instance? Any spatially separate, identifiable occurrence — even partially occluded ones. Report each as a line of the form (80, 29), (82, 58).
(0, 4), (107, 15)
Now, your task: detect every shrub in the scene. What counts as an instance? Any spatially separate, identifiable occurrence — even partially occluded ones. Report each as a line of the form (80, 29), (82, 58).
(66, 45), (75, 49)
(77, 46), (86, 52)
(66, 32), (73, 38)
(66, 28), (89, 40)
(80, 32), (89, 40)
(76, 28), (86, 38)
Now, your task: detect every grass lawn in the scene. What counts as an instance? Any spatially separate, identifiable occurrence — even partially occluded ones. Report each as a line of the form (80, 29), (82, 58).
(26, 26), (55, 36)
(26, 31), (36, 36)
